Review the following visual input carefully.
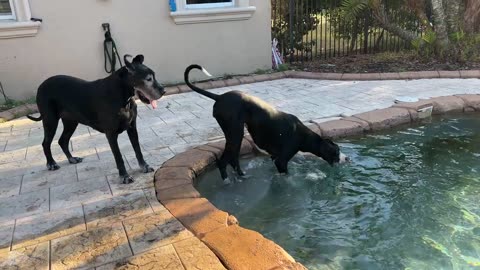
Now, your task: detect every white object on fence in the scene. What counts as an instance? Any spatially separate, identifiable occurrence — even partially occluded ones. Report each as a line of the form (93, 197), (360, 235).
(272, 38), (284, 69)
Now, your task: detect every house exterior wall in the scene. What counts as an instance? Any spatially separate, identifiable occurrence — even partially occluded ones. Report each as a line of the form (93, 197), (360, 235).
(0, 0), (271, 100)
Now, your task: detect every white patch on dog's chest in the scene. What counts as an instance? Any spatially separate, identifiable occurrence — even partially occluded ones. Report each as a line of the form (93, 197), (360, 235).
(118, 107), (134, 128)
(118, 99), (136, 130)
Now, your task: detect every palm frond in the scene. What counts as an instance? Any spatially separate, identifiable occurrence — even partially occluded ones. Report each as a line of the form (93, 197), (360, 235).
(341, 0), (369, 20)
(422, 30), (437, 44)
(450, 31), (465, 43)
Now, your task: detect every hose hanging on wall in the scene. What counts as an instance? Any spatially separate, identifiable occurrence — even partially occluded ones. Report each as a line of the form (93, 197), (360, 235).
(102, 23), (123, 74)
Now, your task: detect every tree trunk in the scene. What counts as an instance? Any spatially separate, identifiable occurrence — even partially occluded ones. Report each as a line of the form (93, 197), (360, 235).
(464, 0), (480, 33)
(349, 18), (360, 52)
(371, 4), (418, 43)
(363, 13), (370, 54)
(445, 0), (462, 34)
(431, 0), (450, 46)
(374, 29), (385, 51)
(406, 0), (430, 29)
(349, 34), (357, 53)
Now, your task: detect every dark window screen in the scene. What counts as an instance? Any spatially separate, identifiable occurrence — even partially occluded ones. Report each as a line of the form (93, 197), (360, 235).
(186, 0), (232, 4)
(0, 0), (12, 15)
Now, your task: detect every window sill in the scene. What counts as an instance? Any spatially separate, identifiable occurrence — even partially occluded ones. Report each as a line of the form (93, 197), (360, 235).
(171, 6), (256, 25)
(0, 21), (41, 39)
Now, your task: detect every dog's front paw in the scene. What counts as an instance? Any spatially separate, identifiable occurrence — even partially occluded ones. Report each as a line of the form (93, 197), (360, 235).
(122, 175), (135, 184)
(142, 164), (154, 173)
(223, 177), (232, 185)
(68, 157), (83, 164)
(236, 169), (246, 176)
(239, 174), (252, 180)
(47, 162), (60, 171)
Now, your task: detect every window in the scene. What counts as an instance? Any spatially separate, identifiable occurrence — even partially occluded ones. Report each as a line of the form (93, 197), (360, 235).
(171, 0), (255, 25)
(0, 0), (41, 39)
(186, 0), (234, 9)
(0, 0), (15, 20)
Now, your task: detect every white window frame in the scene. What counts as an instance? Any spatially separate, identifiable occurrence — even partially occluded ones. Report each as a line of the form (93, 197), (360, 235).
(0, 0), (41, 39)
(171, 0), (255, 25)
(185, 0), (234, 10)
(0, 0), (16, 20)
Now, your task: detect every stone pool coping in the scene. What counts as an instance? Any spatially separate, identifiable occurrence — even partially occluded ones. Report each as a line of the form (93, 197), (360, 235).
(154, 94), (480, 270)
(1, 69), (479, 123)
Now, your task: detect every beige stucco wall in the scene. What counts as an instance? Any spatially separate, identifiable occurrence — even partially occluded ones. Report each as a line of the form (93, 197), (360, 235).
(0, 0), (271, 100)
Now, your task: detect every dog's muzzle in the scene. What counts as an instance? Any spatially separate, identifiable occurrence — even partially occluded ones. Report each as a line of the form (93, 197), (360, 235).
(339, 152), (350, 164)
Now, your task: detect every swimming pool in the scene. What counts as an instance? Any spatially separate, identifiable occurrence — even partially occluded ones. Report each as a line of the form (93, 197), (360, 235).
(197, 115), (480, 270)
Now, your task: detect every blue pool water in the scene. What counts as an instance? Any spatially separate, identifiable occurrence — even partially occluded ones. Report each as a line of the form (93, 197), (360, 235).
(197, 115), (480, 270)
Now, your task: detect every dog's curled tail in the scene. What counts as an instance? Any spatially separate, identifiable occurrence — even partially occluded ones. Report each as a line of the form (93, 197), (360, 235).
(27, 114), (42, 121)
(184, 64), (218, 101)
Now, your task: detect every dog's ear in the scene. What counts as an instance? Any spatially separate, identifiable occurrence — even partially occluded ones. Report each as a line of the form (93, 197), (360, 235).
(124, 54), (135, 73)
(133, 55), (144, 65)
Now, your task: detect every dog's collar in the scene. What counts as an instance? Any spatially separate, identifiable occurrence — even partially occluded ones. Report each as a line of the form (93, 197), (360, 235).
(125, 96), (135, 110)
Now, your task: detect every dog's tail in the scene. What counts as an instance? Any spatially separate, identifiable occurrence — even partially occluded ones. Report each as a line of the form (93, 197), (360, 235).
(26, 114), (42, 121)
(184, 64), (218, 101)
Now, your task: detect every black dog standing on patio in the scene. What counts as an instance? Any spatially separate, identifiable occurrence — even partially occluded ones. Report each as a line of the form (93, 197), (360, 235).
(27, 55), (165, 184)
(184, 64), (348, 184)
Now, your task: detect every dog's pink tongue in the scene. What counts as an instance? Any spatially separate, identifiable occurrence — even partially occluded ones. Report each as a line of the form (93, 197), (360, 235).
(151, 100), (157, 109)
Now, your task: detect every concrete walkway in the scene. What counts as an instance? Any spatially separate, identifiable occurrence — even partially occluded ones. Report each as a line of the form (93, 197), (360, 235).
(0, 78), (479, 269)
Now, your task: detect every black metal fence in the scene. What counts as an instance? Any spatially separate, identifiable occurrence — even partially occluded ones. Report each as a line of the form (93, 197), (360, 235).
(271, 0), (424, 63)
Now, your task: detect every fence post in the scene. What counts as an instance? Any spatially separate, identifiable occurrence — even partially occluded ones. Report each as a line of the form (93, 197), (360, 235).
(363, 11), (370, 54)
(289, 0), (295, 63)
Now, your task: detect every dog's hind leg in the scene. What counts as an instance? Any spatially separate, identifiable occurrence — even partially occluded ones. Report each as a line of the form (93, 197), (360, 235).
(228, 132), (246, 177)
(217, 118), (245, 181)
(42, 113), (60, 171)
(127, 120), (153, 173)
(106, 132), (134, 184)
(58, 119), (82, 164)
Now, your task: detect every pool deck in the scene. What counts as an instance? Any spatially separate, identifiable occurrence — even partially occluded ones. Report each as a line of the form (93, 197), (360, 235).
(0, 77), (479, 269)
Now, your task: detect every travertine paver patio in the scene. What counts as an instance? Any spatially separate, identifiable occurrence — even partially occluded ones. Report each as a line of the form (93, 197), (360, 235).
(0, 78), (479, 269)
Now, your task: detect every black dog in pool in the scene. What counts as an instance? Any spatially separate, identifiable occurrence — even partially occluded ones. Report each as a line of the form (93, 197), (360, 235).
(184, 64), (349, 183)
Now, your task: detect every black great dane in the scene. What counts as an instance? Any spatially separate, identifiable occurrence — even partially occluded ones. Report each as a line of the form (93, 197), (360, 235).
(184, 64), (348, 184)
(28, 54), (165, 184)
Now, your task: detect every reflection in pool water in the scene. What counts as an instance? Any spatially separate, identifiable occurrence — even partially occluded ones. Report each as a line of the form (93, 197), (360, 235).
(197, 115), (480, 270)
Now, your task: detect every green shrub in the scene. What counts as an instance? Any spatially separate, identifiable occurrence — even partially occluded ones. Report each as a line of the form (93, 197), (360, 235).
(277, 63), (290, 72)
